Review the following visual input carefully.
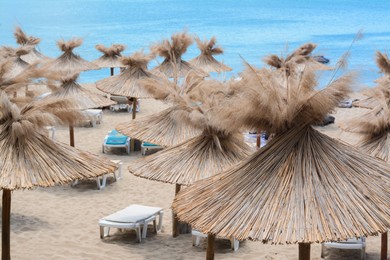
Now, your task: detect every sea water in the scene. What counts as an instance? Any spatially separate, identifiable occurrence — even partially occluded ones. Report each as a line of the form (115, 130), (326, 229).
(1, 0), (390, 87)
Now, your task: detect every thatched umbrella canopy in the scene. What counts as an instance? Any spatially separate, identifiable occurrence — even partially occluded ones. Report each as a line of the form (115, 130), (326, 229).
(116, 105), (202, 147)
(0, 91), (118, 259)
(96, 51), (156, 98)
(44, 73), (115, 146)
(92, 44), (126, 76)
(343, 54), (390, 258)
(1, 46), (32, 82)
(41, 38), (99, 77)
(151, 31), (208, 80)
(353, 51), (390, 109)
(127, 76), (252, 237)
(189, 36), (232, 73)
(13, 27), (50, 64)
(172, 46), (390, 260)
(96, 50), (159, 121)
(115, 73), (204, 146)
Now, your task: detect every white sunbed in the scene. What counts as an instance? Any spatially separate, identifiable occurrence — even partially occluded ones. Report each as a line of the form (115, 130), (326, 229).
(321, 237), (366, 260)
(72, 160), (123, 190)
(99, 204), (164, 243)
(192, 229), (240, 251)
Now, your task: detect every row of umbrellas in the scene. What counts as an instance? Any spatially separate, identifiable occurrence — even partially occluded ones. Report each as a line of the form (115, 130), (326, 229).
(2, 27), (389, 260)
(113, 42), (390, 260)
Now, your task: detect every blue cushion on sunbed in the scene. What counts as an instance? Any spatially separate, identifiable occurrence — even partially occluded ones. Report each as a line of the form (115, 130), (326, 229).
(106, 130), (128, 145)
(143, 142), (159, 147)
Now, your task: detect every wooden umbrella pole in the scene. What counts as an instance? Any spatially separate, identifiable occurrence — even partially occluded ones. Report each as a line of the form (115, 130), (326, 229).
(132, 98), (137, 120)
(110, 67), (114, 76)
(69, 125), (75, 147)
(298, 243), (311, 260)
(2, 189), (11, 260)
(381, 232), (388, 260)
(172, 184), (181, 237)
(206, 234), (216, 260)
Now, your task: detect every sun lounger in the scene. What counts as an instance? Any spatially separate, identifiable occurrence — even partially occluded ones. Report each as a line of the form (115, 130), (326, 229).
(72, 160), (122, 190)
(45, 126), (56, 140)
(321, 237), (366, 260)
(102, 130), (131, 155)
(141, 142), (164, 155)
(192, 229), (240, 251)
(83, 109), (103, 127)
(99, 204), (164, 242)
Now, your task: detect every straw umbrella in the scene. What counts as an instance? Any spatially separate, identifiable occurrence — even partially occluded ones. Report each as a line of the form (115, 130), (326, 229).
(127, 76), (253, 237)
(96, 50), (156, 120)
(13, 26), (50, 64)
(189, 36), (232, 74)
(116, 73), (204, 147)
(353, 52), (390, 109)
(172, 47), (390, 260)
(0, 46), (34, 98)
(41, 38), (99, 77)
(151, 31), (208, 82)
(43, 73), (115, 147)
(0, 91), (118, 259)
(92, 44), (126, 76)
(342, 51), (390, 259)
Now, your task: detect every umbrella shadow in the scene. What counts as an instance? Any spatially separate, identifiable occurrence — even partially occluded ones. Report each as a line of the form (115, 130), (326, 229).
(0, 209), (50, 234)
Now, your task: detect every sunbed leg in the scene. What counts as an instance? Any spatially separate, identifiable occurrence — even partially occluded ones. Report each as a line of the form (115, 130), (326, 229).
(153, 219), (157, 233)
(157, 211), (164, 231)
(142, 222), (148, 239)
(136, 226), (142, 243)
(100, 227), (110, 238)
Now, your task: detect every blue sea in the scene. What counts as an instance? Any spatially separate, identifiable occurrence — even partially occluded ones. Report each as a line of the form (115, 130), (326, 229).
(1, 0), (390, 87)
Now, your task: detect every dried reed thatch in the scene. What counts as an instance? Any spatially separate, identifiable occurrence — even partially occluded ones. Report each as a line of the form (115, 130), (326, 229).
(41, 38), (99, 77)
(189, 36), (232, 73)
(127, 75), (253, 184)
(115, 73), (207, 146)
(13, 26), (49, 64)
(172, 43), (389, 256)
(0, 92), (118, 189)
(96, 50), (157, 98)
(353, 51), (390, 109)
(93, 44), (126, 68)
(151, 31), (208, 78)
(0, 90), (118, 259)
(172, 125), (390, 243)
(129, 131), (251, 185)
(116, 105), (203, 146)
(1, 46), (32, 82)
(45, 73), (115, 109)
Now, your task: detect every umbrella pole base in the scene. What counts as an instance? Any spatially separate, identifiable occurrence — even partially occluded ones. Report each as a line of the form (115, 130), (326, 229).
(2, 189), (11, 260)
(298, 242), (310, 260)
(206, 234), (216, 260)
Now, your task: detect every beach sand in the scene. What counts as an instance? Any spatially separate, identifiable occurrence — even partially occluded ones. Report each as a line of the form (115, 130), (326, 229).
(5, 86), (388, 259)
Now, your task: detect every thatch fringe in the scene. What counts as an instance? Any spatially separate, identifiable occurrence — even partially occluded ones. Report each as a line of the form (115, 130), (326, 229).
(172, 126), (390, 243)
(0, 91), (118, 189)
(14, 27), (40, 46)
(93, 44), (126, 68)
(376, 51), (390, 75)
(46, 75), (115, 109)
(41, 38), (98, 76)
(189, 37), (232, 73)
(151, 31), (208, 78)
(95, 50), (157, 98)
(116, 105), (202, 146)
(129, 131), (252, 185)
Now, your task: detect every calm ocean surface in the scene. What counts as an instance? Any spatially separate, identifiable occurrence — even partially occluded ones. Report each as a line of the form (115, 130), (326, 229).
(1, 0), (390, 87)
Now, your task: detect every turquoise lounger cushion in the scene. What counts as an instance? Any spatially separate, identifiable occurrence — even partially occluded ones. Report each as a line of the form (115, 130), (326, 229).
(106, 130), (128, 145)
(143, 142), (159, 146)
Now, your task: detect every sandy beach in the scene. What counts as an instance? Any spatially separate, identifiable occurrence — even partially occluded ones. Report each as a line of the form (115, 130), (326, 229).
(5, 85), (388, 260)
